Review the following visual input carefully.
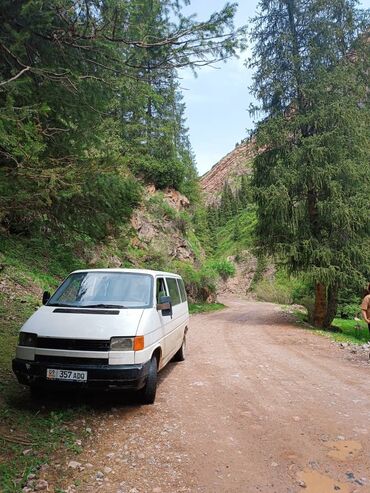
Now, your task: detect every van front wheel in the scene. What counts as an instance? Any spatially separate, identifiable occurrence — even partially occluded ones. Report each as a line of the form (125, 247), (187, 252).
(138, 356), (158, 405)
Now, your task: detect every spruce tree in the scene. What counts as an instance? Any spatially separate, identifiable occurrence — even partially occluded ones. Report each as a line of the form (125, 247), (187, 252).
(0, 0), (244, 234)
(249, 0), (369, 327)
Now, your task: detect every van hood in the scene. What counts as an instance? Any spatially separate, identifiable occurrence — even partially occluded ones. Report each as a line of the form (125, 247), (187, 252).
(21, 306), (144, 339)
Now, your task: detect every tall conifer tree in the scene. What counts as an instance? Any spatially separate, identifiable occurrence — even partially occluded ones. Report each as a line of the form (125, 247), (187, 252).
(249, 0), (369, 327)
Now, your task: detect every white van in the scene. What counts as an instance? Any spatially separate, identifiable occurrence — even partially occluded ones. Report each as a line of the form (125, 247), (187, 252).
(12, 269), (189, 404)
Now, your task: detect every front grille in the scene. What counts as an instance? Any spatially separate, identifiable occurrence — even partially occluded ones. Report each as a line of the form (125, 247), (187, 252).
(36, 337), (110, 351)
(35, 355), (108, 365)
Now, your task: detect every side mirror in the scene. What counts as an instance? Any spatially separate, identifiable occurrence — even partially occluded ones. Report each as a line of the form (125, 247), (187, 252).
(157, 295), (172, 317)
(42, 291), (51, 305)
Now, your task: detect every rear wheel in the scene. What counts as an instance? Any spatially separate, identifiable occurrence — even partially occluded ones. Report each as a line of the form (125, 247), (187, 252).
(138, 356), (158, 405)
(174, 335), (186, 362)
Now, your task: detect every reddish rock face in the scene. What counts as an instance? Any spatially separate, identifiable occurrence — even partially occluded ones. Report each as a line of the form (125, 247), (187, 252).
(163, 188), (190, 211)
(200, 139), (256, 205)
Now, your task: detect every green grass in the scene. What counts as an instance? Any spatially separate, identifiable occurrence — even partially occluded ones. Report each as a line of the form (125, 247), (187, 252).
(326, 318), (369, 344)
(0, 236), (82, 290)
(189, 302), (226, 314)
(293, 310), (369, 345)
(214, 208), (257, 258)
(0, 404), (81, 493)
(0, 245), (84, 492)
(186, 229), (204, 260)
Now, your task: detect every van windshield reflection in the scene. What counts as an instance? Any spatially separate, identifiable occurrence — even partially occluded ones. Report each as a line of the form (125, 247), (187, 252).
(48, 272), (153, 309)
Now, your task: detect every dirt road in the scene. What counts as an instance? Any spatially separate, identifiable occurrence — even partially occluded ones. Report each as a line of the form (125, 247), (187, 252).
(50, 298), (370, 493)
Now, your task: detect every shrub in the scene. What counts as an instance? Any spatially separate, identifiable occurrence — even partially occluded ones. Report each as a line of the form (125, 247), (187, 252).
(254, 279), (292, 304)
(207, 259), (236, 280)
(129, 155), (185, 190)
(338, 303), (361, 319)
(171, 261), (217, 303)
(300, 296), (315, 323)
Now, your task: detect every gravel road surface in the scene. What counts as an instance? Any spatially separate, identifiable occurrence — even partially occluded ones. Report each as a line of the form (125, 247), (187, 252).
(44, 298), (370, 493)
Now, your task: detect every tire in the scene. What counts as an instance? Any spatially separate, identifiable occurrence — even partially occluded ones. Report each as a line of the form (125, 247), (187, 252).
(173, 335), (186, 362)
(138, 356), (158, 405)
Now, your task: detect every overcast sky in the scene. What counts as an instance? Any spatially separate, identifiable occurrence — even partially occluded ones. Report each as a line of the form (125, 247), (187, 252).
(179, 0), (370, 176)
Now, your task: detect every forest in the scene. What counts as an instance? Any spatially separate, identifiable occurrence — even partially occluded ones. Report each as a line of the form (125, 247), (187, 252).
(0, 0), (369, 329)
(0, 1), (369, 490)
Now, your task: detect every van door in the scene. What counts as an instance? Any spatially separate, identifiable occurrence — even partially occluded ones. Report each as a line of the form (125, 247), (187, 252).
(164, 277), (186, 361)
(155, 277), (171, 365)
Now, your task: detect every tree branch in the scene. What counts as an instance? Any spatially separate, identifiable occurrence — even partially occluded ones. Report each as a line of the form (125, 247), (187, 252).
(0, 66), (30, 86)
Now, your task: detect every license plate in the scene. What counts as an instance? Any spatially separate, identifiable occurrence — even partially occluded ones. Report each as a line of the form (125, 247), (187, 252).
(46, 368), (87, 382)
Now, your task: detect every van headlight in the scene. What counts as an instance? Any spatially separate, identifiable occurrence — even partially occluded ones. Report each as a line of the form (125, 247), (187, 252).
(19, 332), (37, 347)
(110, 336), (144, 351)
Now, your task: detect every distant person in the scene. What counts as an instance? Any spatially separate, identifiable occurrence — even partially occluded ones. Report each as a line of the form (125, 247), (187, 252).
(361, 284), (370, 334)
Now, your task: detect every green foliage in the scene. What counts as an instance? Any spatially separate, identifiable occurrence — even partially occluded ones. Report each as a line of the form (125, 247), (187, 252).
(0, 237), (82, 288)
(294, 311), (369, 344)
(250, 254), (268, 290)
(330, 318), (369, 343)
(0, 0), (244, 239)
(189, 302), (226, 314)
(214, 209), (257, 257)
(53, 173), (142, 241)
(206, 259), (236, 280)
(300, 296), (315, 324)
(249, 0), (370, 327)
(254, 269), (311, 305)
(172, 257), (236, 302)
(255, 279), (293, 305)
(129, 155), (186, 190)
(171, 261), (217, 302)
(338, 303), (362, 319)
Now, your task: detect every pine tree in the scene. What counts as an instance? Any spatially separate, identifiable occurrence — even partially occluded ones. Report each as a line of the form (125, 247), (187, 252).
(238, 175), (249, 209)
(232, 217), (241, 242)
(249, 0), (370, 328)
(0, 0), (244, 234)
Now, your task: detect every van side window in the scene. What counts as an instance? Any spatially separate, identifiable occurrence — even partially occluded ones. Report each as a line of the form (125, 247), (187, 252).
(177, 279), (187, 302)
(166, 278), (181, 306)
(156, 278), (167, 303)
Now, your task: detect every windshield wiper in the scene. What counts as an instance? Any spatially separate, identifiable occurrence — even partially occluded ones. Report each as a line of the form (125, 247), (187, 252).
(48, 303), (77, 307)
(81, 304), (126, 309)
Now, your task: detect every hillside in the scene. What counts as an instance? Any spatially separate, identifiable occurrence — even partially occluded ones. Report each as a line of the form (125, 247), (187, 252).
(200, 139), (256, 204)
(200, 141), (281, 300)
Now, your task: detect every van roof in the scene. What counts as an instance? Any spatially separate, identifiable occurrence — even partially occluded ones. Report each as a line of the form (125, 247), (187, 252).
(70, 268), (182, 278)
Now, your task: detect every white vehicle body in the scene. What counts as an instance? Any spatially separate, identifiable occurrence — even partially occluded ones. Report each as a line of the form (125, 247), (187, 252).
(13, 269), (189, 402)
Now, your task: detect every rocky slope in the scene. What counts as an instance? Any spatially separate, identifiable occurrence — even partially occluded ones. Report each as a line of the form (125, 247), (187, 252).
(200, 138), (256, 204)
(129, 186), (197, 264)
(82, 185), (201, 270)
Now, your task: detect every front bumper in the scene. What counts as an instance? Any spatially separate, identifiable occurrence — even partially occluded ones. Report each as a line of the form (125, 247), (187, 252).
(12, 358), (150, 390)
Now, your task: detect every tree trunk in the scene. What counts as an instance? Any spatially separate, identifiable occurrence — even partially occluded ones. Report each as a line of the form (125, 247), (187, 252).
(313, 282), (327, 327)
(323, 282), (339, 329)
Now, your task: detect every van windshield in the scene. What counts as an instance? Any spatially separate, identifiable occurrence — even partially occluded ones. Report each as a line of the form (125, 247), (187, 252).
(48, 272), (153, 309)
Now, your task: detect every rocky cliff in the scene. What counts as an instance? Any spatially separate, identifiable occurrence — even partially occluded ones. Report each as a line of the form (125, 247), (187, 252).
(200, 139), (256, 204)
(85, 185), (201, 270)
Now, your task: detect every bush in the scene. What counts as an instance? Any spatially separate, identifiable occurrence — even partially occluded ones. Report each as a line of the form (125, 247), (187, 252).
(254, 279), (292, 304)
(338, 303), (361, 319)
(206, 259), (236, 280)
(171, 261), (217, 303)
(129, 155), (185, 190)
(290, 278), (312, 304)
(300, 296), (315, 323)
